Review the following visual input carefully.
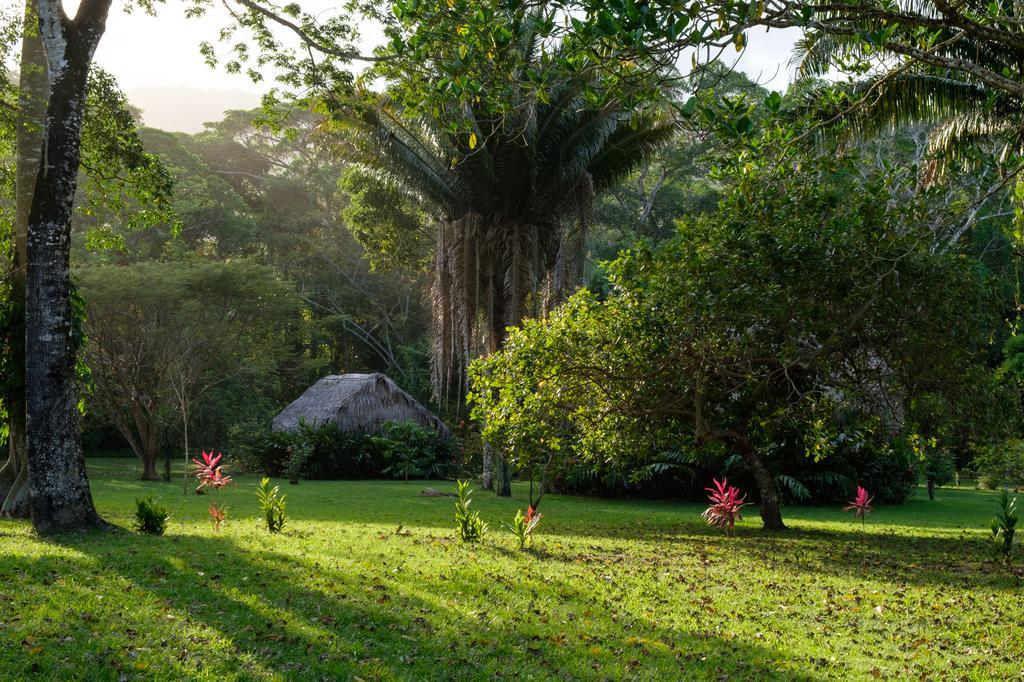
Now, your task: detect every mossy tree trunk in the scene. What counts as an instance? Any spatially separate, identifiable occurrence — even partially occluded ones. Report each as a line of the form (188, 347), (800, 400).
(25, 0), (111, 533)
(1, 2), (47, 519)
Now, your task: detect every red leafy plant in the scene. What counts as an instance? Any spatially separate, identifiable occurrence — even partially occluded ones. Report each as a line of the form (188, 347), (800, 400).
(208, 502), (228, 532)
(843, 485), (874, 532)
(505, 505), (544, 550)
(192, 450), (233, 493)
(702, 478), (747, 536)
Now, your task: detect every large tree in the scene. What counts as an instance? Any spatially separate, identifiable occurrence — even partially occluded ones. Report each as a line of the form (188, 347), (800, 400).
(0, 2), (46, 519)
(347, 25), (674, 492)
(25, 0), (113, 532)
(471, 135), (1000, 529)
(80, 260), (303, 482)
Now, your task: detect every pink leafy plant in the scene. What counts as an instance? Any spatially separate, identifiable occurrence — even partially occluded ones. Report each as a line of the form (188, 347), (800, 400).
(208, 502), (228, 532)
(843, 485), (873, 532)
(702, 478), (747, 536)
(192, 450), (233, 492)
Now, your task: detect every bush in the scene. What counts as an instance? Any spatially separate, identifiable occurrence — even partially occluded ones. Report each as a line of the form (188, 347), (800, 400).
(975, 440), (1024, 490)
(373, 421), (456, 480)
(230, 420), (456, 481)
(133, 497), (169, 535)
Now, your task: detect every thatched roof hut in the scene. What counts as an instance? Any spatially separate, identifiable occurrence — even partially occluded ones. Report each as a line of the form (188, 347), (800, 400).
(272, 373), (450, 437)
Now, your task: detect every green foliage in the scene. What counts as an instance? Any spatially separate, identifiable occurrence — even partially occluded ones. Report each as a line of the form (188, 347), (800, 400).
(372, 421), (457, 481)
(78, 259), (306, 467)
(990, 491), (1018, 565)
(133, 497), (169, 535)
(77, 68), (178, 244)
(908, 434), (956, 492)
(231, 420), (456, 481)
(470, 144), (999, 524)
(255, 478), (287, 533)
(454, 479), (487, 542)
(339, 166), (431, 272)
(283, 439), (314, 485)
(975, 440), (1024, 490)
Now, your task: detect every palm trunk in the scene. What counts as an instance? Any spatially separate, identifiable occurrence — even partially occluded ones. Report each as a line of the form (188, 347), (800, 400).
(1, 1), (47, 520)
(736, 436), (785, 531)
(25, 0), (111, 533)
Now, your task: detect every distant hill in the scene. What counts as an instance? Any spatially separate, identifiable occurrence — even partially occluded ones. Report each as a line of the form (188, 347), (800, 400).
(125, 85), (262, 133)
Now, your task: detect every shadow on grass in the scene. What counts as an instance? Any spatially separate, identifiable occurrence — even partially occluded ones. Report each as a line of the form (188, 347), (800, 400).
(0, 527), (826, 681)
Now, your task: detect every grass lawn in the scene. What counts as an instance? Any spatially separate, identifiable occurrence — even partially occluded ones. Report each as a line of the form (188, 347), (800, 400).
(1, 459), (1022, 681)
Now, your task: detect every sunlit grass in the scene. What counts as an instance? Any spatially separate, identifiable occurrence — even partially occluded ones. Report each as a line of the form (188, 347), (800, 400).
(0, 459), (1020, 680)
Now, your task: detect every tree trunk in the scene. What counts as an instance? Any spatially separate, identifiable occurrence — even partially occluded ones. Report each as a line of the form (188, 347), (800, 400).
(481, 441), (494, 490)
(736, 437), (786, 531)
(495, 452), (511, 497)
(0, 1), (47, 519)
(140, 455), (159, 481)
(181, 401), (191, 494)
(927, 479), (935, 501)
(115, 416), (162, 481)
(25, 0), (111, 533)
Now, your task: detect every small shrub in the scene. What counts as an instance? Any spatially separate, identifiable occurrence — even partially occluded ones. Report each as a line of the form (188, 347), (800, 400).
(256, 478), (287, 533)
(208, 502), (228, 532)
(701, 478), (746, 536)
(975, 441), (1024, 491)
(991, 490), (1018, 565)
(133, 497), (169, 535)
(192, 450), (233, 492)
(504, 506), (543, 550)
(454, 479), (487, 542)
(842, 485), (874, 532)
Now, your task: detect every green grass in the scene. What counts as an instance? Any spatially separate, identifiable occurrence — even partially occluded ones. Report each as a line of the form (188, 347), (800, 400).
(1, 460), (1022, 681)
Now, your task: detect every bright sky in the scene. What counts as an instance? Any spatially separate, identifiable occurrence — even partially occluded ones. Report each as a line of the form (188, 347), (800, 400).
(77, 1), (801, 131)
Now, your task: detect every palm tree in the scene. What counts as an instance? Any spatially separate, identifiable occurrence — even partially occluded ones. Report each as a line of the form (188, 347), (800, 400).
(348, 19), (677, 493)
(792, 15), (1023, 177)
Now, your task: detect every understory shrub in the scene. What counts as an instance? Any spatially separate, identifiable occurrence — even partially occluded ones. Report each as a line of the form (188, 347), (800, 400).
(975, 440), (1024, 491)
(134, 497), (170, 535)
(230, 420), (456, 481)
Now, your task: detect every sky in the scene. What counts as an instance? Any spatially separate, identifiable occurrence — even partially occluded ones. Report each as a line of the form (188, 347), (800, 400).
(82, 2), (801, 133)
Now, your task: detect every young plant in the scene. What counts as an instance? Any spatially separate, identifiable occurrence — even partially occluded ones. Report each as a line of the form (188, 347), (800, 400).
(133, 497), (170, 535)
(192, 450), (233, 492)
(843, 485), (874, 533)
(701, 478), (746, 536)
(454, 479), (487, 542)
(991, 490), (1018, 565)
(208, 502), (228, 532)
(256, 478), (287, 533)
(504, 505), (543, 550)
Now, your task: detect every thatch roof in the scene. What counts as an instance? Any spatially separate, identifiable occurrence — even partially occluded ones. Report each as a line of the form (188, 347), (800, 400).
(272, 373), (451, 437)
